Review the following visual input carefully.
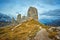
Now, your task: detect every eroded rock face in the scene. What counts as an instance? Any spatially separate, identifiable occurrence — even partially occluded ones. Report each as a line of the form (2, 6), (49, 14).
(28, 7), (38, 21)
(34, 29), (52, 40)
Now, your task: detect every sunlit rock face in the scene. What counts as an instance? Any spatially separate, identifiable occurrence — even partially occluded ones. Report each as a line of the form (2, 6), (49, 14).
(27, 7), (38, 21)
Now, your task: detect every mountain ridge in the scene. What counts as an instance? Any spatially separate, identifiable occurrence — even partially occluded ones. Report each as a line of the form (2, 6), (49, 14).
(0, 13), (11, 27)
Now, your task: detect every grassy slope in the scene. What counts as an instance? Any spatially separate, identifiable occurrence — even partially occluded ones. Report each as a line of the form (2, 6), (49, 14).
(0, 19), (49, 40)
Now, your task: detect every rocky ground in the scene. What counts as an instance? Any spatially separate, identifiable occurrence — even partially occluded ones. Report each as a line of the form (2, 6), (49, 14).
(34, 27), (60, 40)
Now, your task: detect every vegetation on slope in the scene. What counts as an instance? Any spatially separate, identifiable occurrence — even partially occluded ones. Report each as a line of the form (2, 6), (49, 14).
(0, 18), (46, 40)
(0, 18), (59, 40)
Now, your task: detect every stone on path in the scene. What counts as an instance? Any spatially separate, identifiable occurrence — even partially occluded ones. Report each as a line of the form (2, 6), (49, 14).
(34, 29), (52, 40)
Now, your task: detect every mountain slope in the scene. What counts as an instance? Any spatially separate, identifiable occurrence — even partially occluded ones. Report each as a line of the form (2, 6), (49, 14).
(0, 18), (48, 40)
(0, 18), (60, 40)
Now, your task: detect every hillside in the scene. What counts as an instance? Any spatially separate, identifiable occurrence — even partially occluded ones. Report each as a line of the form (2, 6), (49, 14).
(0, 18), (45, 40)
(0, 18), (60, 40)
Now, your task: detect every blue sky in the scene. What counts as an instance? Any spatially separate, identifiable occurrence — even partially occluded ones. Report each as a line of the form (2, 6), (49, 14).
(0, 0), (60, 18)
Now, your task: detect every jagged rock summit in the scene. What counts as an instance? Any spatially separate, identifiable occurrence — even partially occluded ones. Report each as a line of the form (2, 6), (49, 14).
(11, 7), (38, 24)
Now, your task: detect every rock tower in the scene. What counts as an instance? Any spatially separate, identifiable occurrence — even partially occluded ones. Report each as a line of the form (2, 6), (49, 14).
(17, 14), (21, 23)
(27, 7), (38, 21)
(21, 16), (27, 22)
(11, 17), (16, 24)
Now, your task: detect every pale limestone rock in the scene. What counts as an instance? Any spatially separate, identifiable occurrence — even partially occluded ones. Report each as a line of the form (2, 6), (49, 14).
(21, 16), (27, 22)
(28, 7), (38, 21)
(34, 29), (52, 40)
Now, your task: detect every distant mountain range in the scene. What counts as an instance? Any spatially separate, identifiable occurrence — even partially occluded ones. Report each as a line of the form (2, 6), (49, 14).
(39, 9), (60, 26)
(0, 13), (11, 27)
(39, 18), (60, 26)
(41, 9), (60, 16)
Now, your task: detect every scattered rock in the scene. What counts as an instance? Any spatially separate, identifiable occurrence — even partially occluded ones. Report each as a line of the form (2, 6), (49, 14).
(34, 29), (52, 40)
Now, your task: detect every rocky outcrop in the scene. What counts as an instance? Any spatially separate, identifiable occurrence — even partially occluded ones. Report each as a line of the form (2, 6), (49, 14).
(16, 14), (21, 23)
(28, 7), (38, 21)
(34, 27), (60, 40)
(14, 7), (38, 24)
(21, 16), (27, 22)
(34, 29), (52, 40)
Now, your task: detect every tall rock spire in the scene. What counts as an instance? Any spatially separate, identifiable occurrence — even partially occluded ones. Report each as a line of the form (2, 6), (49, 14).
(27, 7), (38, 21)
